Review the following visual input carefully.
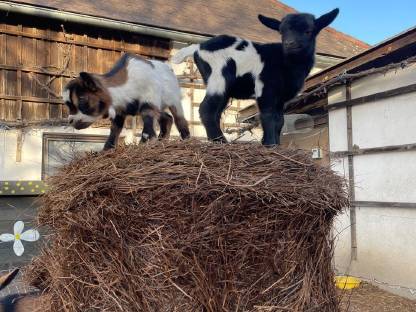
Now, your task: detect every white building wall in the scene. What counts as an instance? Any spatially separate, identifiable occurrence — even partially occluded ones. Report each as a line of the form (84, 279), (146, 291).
(329, 63), (416, 299)
(0, 127), (140, 181)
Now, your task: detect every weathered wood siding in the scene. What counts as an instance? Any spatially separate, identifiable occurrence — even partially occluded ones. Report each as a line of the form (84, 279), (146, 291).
(0, 12), (171, 124)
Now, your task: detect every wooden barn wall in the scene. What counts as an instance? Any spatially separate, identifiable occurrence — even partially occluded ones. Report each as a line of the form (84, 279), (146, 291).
(0, 12), (171, 124)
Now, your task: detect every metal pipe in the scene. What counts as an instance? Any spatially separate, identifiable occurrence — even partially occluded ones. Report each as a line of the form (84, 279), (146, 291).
(0, 1), (210, 43)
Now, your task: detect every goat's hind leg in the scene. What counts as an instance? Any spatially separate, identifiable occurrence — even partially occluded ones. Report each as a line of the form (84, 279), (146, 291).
(199, 94), (228, 143)
(158, 112), (173, 140)
(169, 106), (190, 140)
(140, 109), (157, 143)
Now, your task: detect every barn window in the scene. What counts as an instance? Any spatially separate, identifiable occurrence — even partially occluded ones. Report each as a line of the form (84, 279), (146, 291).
(42, 133), (108, 179)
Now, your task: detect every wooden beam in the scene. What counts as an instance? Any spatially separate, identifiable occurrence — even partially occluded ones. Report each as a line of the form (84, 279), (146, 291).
(305, 28), (416, 89)
(179, 82), (205, 90)
(0, 95), (63, 104)
(328, 83), (416, 111)
(0, 28), (169, 59)
(346, 82), (357, 261)
(332, 143), (416, 158)
(15, 130), (23, 162)
(354, 201), (416, 209)
(188, 120), (239, 128)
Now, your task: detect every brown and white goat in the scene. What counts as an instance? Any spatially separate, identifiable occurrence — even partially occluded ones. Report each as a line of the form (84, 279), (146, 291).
(63, 53), (190, 150)
(0, 269), (43, 312)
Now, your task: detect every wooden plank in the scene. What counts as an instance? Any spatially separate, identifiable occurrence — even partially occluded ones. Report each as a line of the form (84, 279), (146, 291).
(16, 25), (23, 121)
(22, 101), (51, 121)
(2, 100), (19, 121)
(0, 28), (170, 59)
(305, 28), (416, 90)
(346, 82), (357, 261)
(15, 130), (23, 162)
(188, 120), (238, 128)
(354, 201), (416, 209)
(332, 143), (416, 158)
(328, 83), (416, 111)
(0, 95), (63, 104)
(179, 82), (205, 90)
(21, 28), (36, 99)
(49, 40), (62, 119)
(0, 63), (75, 78)
(0, 24), (4, 121)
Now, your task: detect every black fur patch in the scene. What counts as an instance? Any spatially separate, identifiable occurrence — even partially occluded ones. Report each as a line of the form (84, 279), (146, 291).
(230, 74), (256, 99)
(104, 53), (130, 78)
(199, 94), (228, 143)
(141, 114), (157, 142)
(235, 40), (249, 51)
(138, 102), (153, 113)
(98, 100), (106, 113)
(78, 100), (95, 115)
(113, 114), (125, 128)
(126, 100), (140, 115)
(194, 53), (212, 85)
(104, 115), (125, 150)
(200, 35), (237, 52)
(221, 59), (237, 93)
(221, 59), (255, 99)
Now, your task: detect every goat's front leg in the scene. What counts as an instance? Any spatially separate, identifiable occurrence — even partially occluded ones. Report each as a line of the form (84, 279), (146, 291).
(140, 109), (157, 143)
(103, 114), (125, 150)
(257, 96), (283, 146)
(199, 94), (228, 143)
(274, 111), (284, 145)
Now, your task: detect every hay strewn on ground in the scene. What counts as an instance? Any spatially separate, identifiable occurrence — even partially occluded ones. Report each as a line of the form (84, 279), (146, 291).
(26, 140), (348, 311)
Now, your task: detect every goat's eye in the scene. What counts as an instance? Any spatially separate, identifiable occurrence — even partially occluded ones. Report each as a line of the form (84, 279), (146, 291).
(305, 30), (313, 35)
(78, 98), (89, 112)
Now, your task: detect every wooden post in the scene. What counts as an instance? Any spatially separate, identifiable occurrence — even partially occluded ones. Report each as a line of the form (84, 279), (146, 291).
(346, 82), (358, 261)
(188, 59), (195, 137)
(16, 129), (23, 163)
(15, 25), (23, 163)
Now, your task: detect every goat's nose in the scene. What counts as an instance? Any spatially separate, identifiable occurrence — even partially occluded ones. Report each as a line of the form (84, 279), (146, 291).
(68, 118), (74, 124)
(285, 41), (296, 47)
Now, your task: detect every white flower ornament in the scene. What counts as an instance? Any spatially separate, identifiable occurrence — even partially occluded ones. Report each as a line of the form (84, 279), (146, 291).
(0, 221), (40, 256)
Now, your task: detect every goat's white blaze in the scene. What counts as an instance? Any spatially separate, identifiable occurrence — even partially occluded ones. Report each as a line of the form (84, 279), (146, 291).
(198, 38), (264, 97)
(68, 111), (98, 124)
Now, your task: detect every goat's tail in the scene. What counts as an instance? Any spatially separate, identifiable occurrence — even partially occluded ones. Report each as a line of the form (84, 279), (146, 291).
(171, 44), (199, 64)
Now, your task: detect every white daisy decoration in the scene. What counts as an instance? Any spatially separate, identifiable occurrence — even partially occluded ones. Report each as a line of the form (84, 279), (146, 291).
(0, 221), (40, 256)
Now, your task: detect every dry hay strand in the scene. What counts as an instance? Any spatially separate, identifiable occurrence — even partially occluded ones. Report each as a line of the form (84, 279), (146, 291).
(25, 140), (348, 312)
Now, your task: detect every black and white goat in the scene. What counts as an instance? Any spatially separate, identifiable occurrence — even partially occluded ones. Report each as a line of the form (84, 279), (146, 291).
(172, 9), (339, 145)
(63, 53), (190, 150)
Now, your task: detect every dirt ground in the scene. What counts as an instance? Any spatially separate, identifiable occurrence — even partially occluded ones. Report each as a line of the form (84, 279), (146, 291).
(339, 283), (416, 312)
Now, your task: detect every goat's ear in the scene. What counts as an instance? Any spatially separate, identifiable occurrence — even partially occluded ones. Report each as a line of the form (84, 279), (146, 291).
(258, 15), (281, 32)
(79, 72), (98, 92)
(315, 8), (339, 33)
(0, 268), (19, 291)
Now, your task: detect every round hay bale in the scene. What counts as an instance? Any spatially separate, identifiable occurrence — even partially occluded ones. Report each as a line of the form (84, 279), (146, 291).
(26, 140), (348, 312)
